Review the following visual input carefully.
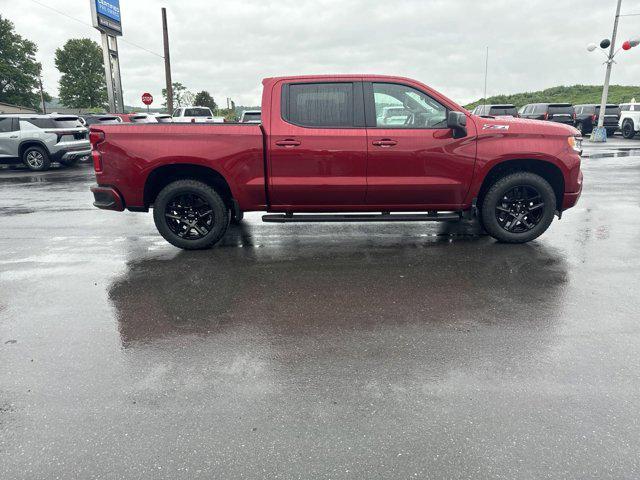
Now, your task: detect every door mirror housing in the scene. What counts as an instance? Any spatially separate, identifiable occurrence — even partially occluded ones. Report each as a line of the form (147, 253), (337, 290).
(447, 111), (467, 138)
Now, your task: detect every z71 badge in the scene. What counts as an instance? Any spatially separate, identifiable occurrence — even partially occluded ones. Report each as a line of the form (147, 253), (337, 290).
(483, 124), (510, 130)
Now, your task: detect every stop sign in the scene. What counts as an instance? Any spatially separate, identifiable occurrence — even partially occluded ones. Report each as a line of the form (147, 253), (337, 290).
(142, 93), (153, 105)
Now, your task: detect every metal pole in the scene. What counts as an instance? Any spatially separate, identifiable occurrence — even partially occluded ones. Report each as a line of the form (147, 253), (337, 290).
(483, 46), (489, 106)
(110, 36), (125, 113)
(101, 34), (116, 113)
(593, 0), (623, 142)
(39, 76), (46, 114)
(162, 8), (173, 113)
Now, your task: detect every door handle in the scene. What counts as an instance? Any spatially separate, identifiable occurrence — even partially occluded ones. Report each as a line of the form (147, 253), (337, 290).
(9, 135), (18, 139)
(372, 139), (397, 147)
(275, 139), (301, 147)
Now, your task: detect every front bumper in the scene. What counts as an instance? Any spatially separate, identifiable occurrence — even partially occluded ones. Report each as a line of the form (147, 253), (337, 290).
(562, 170), (583, 210)
(90, 184), (124, 211)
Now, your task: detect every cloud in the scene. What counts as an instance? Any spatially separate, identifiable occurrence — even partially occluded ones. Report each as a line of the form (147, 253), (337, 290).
(2, 0), (638, 109)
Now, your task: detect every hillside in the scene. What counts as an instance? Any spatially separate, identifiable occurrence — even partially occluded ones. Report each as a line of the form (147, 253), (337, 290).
(464, 85), (640, 110)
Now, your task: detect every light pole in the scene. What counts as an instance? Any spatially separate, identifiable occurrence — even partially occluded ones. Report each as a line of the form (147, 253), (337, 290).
(587, 0), (639, 142)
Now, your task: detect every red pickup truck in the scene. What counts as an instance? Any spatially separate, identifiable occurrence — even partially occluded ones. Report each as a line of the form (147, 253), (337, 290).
(90, 75), (583, 249)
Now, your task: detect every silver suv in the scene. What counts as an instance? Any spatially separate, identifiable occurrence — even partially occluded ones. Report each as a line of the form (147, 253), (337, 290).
(0, 114), (91, 171)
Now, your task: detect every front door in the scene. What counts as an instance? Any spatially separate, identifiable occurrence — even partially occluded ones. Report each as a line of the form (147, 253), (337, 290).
(268, 81), (367, 208)
(364, 82), (476, 208)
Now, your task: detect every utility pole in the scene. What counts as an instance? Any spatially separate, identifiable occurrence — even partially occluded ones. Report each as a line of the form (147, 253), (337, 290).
(483, 47), (489, 106)
(162, 8), (173, 113)
(38, 76), (46, 114)
(593, 0), (623, 142)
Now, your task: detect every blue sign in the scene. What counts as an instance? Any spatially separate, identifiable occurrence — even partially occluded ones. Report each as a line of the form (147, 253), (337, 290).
(95, 0), (121, 23)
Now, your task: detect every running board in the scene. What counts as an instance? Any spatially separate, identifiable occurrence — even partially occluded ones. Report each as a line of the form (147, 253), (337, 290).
(262, 212), (462, 223)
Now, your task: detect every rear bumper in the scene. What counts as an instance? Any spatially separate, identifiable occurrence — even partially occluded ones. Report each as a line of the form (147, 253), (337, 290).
(562, 171), (583, 210)
(52, 147), (92, 162)
(90, 184), (124, 211)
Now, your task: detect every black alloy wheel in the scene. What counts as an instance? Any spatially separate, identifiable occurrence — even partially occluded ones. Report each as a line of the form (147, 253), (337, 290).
(164, 193), (214, 239)
(495, 185), (544, 234)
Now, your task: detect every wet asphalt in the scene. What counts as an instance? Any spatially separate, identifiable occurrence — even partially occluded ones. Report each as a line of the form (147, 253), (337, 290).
(1, 139), (640, 479)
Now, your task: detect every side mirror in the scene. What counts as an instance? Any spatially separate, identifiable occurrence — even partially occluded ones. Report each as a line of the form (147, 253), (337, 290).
(447, 111), (467, 138)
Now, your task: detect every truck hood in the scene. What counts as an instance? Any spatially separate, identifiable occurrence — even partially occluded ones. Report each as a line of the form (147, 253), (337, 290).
(472, 115), (580, 137)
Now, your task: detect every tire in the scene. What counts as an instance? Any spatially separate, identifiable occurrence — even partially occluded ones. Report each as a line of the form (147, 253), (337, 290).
(22, 146), (50, 171)
(152, 179), (229, 250)
(577, 122), (588, 136)
(622, 120), (635, 139)
(480, 171), (556, 244)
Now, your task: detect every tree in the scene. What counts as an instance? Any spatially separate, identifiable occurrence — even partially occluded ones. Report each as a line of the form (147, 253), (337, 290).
(55, 38), (107, 108)
(0, 15), (43, 109)
(162, 82), (194, 108)
(193, 90), (217, 112)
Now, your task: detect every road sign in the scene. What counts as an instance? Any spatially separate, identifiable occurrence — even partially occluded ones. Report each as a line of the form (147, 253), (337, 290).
(142, 93), (153, 106)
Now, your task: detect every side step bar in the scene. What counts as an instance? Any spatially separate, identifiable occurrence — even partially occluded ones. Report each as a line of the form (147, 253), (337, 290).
(262, 212), (462, 223)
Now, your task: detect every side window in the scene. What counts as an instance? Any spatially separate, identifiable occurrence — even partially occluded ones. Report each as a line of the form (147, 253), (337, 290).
(172, 108), (181, 116)
(0, 117), (15, 133)
(522, 105), (532, 115)
(284, 82), (354, 127)
(372, 83), (447, 128)
(620, 105), (629, 112)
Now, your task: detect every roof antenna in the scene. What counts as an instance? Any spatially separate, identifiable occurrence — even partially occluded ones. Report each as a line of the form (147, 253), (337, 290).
(483, 46), (489, 106)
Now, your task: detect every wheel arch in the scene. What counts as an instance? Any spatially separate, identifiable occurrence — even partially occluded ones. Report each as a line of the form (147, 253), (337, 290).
(19, 140), (50, 158)
(477, 159), (565, 211)
(143, 163), (234, 208)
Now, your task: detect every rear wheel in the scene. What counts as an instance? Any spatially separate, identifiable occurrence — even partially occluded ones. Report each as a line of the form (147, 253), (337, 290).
(480, 172), (556, 243)
(622, 120), (635, 139)
(22, 146), (50, 171)
(153, 179), (229, 250)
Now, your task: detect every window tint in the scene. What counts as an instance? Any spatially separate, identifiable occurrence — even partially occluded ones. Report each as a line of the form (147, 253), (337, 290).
(548, 105), (573, 115)
(372, 83), (447, 128)
(0, 117), (15, 133)
(184, 108), (211, 117)
(488, 106), (517, 116)
(285, 83), (353, 127)
(242, 112), (261, 121)
(172, 108), (181, 116)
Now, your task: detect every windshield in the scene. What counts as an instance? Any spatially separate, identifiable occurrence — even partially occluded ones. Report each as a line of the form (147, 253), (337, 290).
(184, 108), (212, 117)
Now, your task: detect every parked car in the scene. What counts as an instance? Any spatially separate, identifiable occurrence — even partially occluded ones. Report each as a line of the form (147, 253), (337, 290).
(618, 103), (640, 139)
(519, 103), (574, 125)
(573, 104), (619, 136)
(239, 110), (261, 123)
(80, 114), (123, 126)
(0, 114), (90, 171)
(89, 74), (583, 249)
(110, 113), (157, 123)
(172, 106), (216, 123)
(472, 104), (518, 117)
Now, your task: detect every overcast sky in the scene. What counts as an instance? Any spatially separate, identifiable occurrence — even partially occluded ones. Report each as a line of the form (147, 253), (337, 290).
(2, 0), (639, 108)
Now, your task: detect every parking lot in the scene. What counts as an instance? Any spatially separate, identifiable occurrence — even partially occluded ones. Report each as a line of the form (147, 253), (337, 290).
(1, 138), (640, 478)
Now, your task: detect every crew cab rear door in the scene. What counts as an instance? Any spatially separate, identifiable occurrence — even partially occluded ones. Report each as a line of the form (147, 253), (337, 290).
(268, 80), (367, 207)
(363, 81), (476, 208)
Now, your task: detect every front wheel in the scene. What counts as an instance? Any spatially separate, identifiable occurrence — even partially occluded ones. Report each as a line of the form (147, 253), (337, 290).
(153, 179), (229, 250)
(622, 120), (635, 139)
(480, 172), (556, 244)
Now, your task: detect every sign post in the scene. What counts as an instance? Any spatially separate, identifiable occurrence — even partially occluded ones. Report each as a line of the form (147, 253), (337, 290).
(90, 0), (124, 113)
(142, 93), (153, 113)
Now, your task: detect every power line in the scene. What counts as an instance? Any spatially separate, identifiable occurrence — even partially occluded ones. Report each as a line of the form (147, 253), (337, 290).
(28, 0), (164, 58)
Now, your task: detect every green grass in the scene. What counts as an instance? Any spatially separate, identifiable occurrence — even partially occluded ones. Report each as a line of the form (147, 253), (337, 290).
(464, 85), (640, 110)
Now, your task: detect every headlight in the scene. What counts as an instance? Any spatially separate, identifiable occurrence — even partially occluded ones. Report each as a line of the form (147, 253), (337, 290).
(568, 136), (582, 153)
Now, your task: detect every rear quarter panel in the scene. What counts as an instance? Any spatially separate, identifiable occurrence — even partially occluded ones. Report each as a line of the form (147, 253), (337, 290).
(93, 124), (265, 209)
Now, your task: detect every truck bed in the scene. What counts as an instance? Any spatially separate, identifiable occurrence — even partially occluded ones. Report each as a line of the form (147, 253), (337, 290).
(92, 123), (266, 210)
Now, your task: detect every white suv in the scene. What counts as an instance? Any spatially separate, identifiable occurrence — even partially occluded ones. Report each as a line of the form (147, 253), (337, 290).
(619, 103), (640, 139)
(172, 106), (222, 123)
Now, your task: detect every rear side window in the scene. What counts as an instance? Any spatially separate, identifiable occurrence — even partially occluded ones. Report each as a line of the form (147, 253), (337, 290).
(284, 83), (354, 127)
(548, 105), (573, 115)
(242, 112), (261, 121)
(21, 118), (56, 129)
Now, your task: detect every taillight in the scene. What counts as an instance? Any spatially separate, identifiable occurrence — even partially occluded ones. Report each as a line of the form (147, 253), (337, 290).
(92, 150), (103, 172)
(191, 118), (196, 123)
(592, 114), (597, 123)
(572, 112), (576, 120)
(89, 130), (105, 147)
(543, 112), (549, 120)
